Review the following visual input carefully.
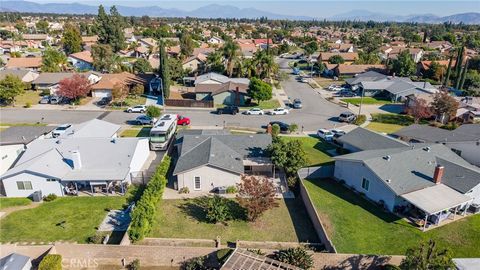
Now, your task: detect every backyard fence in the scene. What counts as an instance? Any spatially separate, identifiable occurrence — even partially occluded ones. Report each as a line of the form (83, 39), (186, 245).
(165, 99), (213, 108)
(298, 165), (334, 179)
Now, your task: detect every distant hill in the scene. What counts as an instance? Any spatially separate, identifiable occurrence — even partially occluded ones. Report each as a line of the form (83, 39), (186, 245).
(1, 1), (479, 24)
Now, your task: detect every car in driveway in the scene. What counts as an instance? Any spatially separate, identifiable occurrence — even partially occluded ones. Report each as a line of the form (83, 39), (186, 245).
(269, 121), (290, 133)
(317, 129), (334, 141)
(177, 115), (190, 126)
(331, 129), (346, 144)
(127, 105), (147, 113)
(292, 99), (302, 109)
(97, 97), (111, 106)
(267, 107), (289, 115)
(135, 115), (156, 125)
(338, 111), (357, 123)
(244, 108), (264, 115)
(216, 106), (239, 115)
(337, 90), (356, 97)
(39, 96), (50, 104)
(49, 96), (61, 104)
(52, 124), (72, 137)
(327, 84), (342, 91)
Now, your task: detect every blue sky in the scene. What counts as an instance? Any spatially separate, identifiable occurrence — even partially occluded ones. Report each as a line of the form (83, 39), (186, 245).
(26, 1), (480, 17)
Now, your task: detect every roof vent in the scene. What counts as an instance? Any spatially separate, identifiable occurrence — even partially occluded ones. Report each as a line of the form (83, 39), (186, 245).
(111, 138), (116, 144)
(386, 179), (392, 183)
(384, 155), (391, 161)
(423, 146), (431, 152)
(56, 140), (61, 144)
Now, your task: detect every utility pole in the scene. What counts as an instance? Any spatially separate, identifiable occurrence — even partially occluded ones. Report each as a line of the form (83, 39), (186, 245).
(358, 87), (365, 116)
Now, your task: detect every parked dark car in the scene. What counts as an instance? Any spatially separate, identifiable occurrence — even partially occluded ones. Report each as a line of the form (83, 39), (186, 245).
(97, 97), (112, 106)
(269, 121), (290, 133)
(216, 106), (239, 115)
(49, 96), (61, 104)
(337, 90), (356, 97)
(39, 96), (50, 104)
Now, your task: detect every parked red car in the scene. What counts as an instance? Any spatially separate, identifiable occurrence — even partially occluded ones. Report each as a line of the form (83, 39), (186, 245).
(177, 115), (190, 126)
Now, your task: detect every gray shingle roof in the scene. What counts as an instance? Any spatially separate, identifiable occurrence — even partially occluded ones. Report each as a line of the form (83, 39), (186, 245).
(0, 126), (56, 145)
(345, 71), (387, 85)
(59, 119), (120, 138)
(394, 124), (480, 143)
(195, 72), (249, 85)
(0, 253), (31, 270)
(173, 134), (271, 175)
(338, 127), (409, 151)
(0, 68), (34, 80)
(335, 144), (480, 195)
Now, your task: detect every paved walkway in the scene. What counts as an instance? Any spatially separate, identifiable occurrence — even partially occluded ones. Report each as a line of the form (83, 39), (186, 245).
(98, 208), (132, 231)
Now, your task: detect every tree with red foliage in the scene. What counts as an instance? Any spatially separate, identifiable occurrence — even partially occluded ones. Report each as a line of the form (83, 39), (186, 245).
(431, 91), (459, 124)
(57, 74), (91, 101)
(236, 175), (278, 222)
(406, 98), (432, 123)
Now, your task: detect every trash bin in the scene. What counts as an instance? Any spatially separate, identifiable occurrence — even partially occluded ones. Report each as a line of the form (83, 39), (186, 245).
(32, 190), (42, 202)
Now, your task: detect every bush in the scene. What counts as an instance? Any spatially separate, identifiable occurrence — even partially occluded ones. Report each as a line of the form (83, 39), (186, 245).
(383, 264), (401, 270)
(247, 248), (266, 255)
(87, 232), (106, 244)
(287, 176), (298, 189)
(216, 248), (233, 265)
(43, 193), (57, 202)
(179, 187), (190, 194)
(371, 113), (414, 126)
(182, 256), (207, 270)
(205, 195), (232, 224)
(226, 186), (237, 194)
(129, 259), (141, 270)
(354, 114), (367, 125)
(39, 254), (62, 270)
(129, 156), (171, 242)
(146, 105), (161, 118)
(271, 124), (280, 137)
(276, 247), (314, 270)
(288, 123), (298, 133)
(24, 102), (31, 108)
(441, 122), (458, 130)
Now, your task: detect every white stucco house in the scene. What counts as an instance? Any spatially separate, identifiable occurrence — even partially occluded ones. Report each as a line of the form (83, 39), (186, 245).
(172, 131), (272, 192)
(0, 137), (150, 197)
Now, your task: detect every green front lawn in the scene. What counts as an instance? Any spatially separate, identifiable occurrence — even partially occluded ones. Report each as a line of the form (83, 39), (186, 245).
(0, 198), (32, 210)
(149, 198), (319, 243)
(14, 90), (42, 107)
(341, 97), (393, 105)
(366, 122), (405, 134)
(120, 127), (152, 137)
(304, 178), (480, 257)
(281, 136), (335, 166)
(109, 95), (147, 110)
(0, 196), (126, 243)
(371, 113), (415, 126)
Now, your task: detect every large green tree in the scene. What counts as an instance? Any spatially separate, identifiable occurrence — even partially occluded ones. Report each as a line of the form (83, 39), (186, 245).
(91, 44), (114, 72)
(42, 48), (68, 72)
(158, 40), (170, 98)
(206, 51), (225, 74)
(302, 41), (318, 57)
(62, 23), (82, 55)
(328, 55), (345, 64)
(180, 32), (194, 59)
(390, 50), (416, 77)
(464, 70), (480, 96)
(133, 58), (152, 74)
(222, 40), (240, 77)
(399, 240), (455, 270)
(358, 31), (383, 53)
(431, 91), (459, 123)
(355, 51), (380, 64)
(35, 20), (49, 34)
(247, 77), (272, 104)
(0, 74), (25, 105)
(268, 138), (308, 177)
(95, 5), (125, 52)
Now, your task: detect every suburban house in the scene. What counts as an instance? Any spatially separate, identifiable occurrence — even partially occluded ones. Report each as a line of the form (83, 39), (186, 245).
(338, 127), (409, 153)
(182, 54), (207, 73)
(328, 64), (386, 77)
(57, 119), (121, 139)
(81, 35), (98, 49)
(207, 36), (224, 45)
(90, 72), (154, 98)
(345, 71), (438, 102)
(0, 126), (55, 175)
(0, 137), (150, 197)
(317, 52), (358, 65)
(425, 41), (453, 52)
(0, 253), (32, 270)
(5, 57), (42, 70)
(334, 143), (480, 229)
(417, 60), (455, 76)
(456, 97), (480, 124)
(173, 132), (272, 193)
(0, 68), (39, 83)
(33, 72), (101, 94)
(68, 51), (94, 70)
(379, 46), (424, 63)
(328, 43), (355, 53)
(393, 124), (480, 167)
(195, 81), (250, 106)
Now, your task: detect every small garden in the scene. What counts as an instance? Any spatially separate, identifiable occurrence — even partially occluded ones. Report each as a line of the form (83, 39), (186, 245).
(120, 127), (152, 137)
(303, 178), (480, 257)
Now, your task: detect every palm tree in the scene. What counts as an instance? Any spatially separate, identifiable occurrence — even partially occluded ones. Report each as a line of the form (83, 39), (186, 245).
(253, 50), (277, 79)
(222, 40), (240, 77)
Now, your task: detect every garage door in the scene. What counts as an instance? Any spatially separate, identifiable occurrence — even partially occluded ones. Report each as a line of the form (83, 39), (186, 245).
(93, 90), (112, 98)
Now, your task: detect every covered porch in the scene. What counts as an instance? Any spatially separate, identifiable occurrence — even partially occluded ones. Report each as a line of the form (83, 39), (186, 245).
(61, 180), (128, 196)
(400, 184), (473, 231)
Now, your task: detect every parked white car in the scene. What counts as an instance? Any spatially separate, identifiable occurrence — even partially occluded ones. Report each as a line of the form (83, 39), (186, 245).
(317, 129), (334, 141)
(126, 105), (147, 113)
(244, 108), (264, 115)
(135, 115), (157, 125)
(52, 124), (72, 138)
(330, 129), (346, 136)
(327, 84), (342, 91)
(267, 108), (290, 115)
(301, 77), (310, 83)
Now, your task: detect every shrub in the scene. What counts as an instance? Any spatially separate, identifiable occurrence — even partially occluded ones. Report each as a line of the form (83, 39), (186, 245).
(276, 247), (314, 270)
(287, 176), (298, 189)
(216, 248), (233, 265)
(179, 187), (190, 194)
(146, 105), (161, 118)
(182, 256), (207, 270)
(129, 259), (141, 270)
(24, 102), (31, 108)
(288, 123), (298, 133)
(247, 248), (266, 255)
(354, 114), (367, 125)
(384, 264), (401, 270)
(226, 186), (237, 194)
(205, 195), (231, 224)
(441, 122), (458, 130)
(39, 254), (62, 270)
(129, 156), (171, 242)
(87, 232), (105, 244)
(43, 193), (57, 202)
(271, 124), (280, 137)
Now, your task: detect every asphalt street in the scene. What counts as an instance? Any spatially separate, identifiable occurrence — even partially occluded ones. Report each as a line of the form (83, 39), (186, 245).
(0, 58), (347, 131)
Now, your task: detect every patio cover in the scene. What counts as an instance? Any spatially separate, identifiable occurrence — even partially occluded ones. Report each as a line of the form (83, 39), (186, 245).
(89, 181), (108, 186)
(401, 184), (472, 215)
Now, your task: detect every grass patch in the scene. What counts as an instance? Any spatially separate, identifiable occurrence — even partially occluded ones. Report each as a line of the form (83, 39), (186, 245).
(371, 113), (415, 126)
(366, 122), (405, 134)
(0, 196), (126, 243)
(120, 127), (152, 137)
(109, 95), (147, 110)
(304, 178), (480, 257)
(14, 90), (42, 107)
(150, 198), (319, 243)
(341, 97), (393, 105)
(0, 198), (32, 210)
(281, 136), (335, 166)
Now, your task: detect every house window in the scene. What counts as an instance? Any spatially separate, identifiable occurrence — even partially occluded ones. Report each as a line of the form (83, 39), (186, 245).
(194, 177), (201, 190)
(361, 178), (370, 191)
(16, 181), (33, 190)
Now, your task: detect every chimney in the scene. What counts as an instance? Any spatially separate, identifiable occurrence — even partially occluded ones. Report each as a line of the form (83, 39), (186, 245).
(433, 165), (444, 184)
(71, 150), (82, 170)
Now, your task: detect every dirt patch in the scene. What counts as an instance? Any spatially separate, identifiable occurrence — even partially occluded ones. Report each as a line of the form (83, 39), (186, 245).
(317, 211), (335, 239)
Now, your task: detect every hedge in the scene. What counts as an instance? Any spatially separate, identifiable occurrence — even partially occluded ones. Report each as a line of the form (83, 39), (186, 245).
(129, 155), (171, 242)
(354, 114), (367, 126)
(39, 254), (62, 270)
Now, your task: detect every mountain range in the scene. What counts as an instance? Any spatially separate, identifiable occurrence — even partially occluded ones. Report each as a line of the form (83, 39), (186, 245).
(1, 1), (479, 24)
